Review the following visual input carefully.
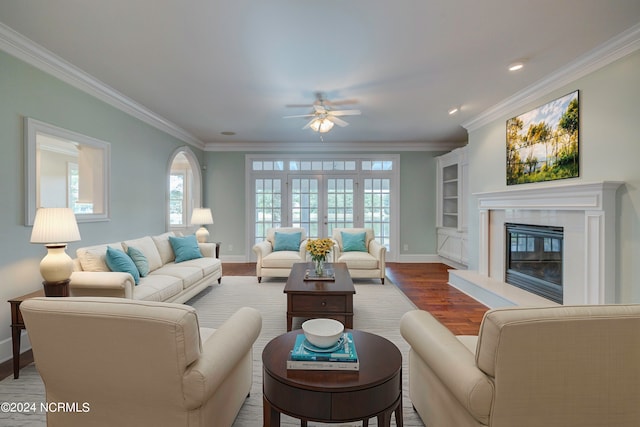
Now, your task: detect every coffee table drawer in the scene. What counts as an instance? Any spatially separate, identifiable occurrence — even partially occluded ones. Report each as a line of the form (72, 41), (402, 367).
(290, 295), (346, 312)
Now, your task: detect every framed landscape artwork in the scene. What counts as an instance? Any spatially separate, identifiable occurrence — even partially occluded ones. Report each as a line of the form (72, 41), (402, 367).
(506, 90), (579, 185)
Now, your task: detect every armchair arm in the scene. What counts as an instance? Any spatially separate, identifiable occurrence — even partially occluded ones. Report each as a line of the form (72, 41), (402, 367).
(182, 307), (262, 408)
(69, 271), (135, 298)
(400, 310), (493, 422)
(252, 240), (273, 262)
(369, 239), (387, 271)
(298, 239), (309, 261)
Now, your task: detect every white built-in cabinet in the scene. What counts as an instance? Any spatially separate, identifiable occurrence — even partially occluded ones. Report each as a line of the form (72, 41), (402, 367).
(436, 146), (468, 266)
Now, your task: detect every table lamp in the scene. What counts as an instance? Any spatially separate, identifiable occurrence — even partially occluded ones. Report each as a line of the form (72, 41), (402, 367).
(191, 208), (214, 243)
(30, 207), (81, 296)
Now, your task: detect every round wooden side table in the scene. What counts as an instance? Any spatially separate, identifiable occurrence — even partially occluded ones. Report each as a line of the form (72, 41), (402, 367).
(262, 329), (403, 427)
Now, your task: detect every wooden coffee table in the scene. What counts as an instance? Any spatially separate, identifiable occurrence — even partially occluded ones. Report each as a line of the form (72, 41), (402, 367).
(262, 329), (403, 426)
(284, 262), (355, 332)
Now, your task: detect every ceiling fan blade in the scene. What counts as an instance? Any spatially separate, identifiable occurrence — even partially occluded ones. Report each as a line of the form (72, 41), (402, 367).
(283, 114), (315, 118)
(285, 103), (314, 108)
(325, 99), (358, 106)
(330, 109), (361, 116)
(313, 104), (326, 113)
(328, 116), (349, 127)
(302, 118), (316, 129)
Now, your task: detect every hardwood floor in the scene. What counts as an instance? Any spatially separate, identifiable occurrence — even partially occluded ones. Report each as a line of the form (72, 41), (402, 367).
(0, 262), (487, 381)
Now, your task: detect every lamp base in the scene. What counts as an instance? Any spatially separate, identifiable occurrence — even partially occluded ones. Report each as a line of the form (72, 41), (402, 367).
(195, 226), (210, 243)
(42, 279), (70, 297)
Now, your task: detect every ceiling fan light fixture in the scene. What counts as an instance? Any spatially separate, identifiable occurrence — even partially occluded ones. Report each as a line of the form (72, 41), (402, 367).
(508, 61), (524, 72)
(309, 117), (334, 133)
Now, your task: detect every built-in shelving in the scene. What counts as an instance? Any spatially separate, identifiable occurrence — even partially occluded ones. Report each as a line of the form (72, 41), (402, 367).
(436, 147), (468, 266)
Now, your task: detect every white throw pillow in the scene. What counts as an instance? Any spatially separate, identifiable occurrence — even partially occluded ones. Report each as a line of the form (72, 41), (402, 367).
(122, 236), (163, 272)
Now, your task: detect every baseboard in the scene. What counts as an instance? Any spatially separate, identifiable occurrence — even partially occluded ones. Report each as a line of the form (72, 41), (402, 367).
(396, 254), (442, 263)
(0, 331), (31, 365)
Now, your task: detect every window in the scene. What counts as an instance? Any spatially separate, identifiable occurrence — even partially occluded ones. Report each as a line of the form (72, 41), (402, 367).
(248, 155), (399, 260)
(167, 148), (203, 231)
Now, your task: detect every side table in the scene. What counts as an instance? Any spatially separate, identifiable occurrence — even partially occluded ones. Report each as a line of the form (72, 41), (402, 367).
(8, 289), (44, 379)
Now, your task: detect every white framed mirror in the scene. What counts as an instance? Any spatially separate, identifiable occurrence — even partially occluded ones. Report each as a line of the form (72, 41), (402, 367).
(25, 117), (111, 225)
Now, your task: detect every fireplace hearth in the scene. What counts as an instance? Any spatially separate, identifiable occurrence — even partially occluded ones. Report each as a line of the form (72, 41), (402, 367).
(505, 223), (563, 304)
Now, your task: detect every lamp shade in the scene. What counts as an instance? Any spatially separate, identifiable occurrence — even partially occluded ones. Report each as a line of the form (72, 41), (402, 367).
(309, 118), (334, 133)
(191, 208), (214, 225)
(30, 208), (81, 244)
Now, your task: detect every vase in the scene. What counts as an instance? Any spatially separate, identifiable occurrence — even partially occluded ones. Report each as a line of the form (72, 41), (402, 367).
(314, 258), (325, 276)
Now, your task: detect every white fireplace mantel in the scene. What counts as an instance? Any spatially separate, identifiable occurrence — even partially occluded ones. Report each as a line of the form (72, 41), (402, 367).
(454, 181), (623, 307)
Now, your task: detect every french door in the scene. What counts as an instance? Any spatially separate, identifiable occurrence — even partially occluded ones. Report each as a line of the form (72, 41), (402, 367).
(289, 175), (357, 239)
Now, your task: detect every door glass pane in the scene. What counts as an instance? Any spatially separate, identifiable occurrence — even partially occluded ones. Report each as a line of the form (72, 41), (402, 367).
(291, 177), (319, 238)
(255, 178), (282, 243)
(326, 178), (354, 236)
(364, 178), (391, 250)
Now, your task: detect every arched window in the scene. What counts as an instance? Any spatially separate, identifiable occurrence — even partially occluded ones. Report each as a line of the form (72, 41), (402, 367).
(167, 147), (203, 231)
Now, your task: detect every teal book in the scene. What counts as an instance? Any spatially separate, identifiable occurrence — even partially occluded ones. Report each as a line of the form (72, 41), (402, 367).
(289, 332), (358, 362)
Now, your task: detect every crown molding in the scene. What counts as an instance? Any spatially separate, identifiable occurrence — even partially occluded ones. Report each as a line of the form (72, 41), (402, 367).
(463, 22), (640, 132)
(0, 23), (204, 149)
(203, 140), (465, 152)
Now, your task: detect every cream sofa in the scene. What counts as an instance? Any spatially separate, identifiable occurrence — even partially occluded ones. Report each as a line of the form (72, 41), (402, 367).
(252, 227), (308, 282)
(331, 227), (386, 283)
(400, 305), (640, 427)
(21, 297), (262, 427)
(69, 232), (222, 303)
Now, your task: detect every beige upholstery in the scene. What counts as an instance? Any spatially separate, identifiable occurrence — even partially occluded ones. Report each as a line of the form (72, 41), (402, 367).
(21, 297), (262, 427)
(331, 228), (386, 283)
(400, 305), (640, 427)
(252, 227), (307, 282)
(70, 232), (222, 303)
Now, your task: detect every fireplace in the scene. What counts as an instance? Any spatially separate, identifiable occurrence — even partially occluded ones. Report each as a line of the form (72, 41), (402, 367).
(448, 181), (622, 308)
(505, 223), (563, 304)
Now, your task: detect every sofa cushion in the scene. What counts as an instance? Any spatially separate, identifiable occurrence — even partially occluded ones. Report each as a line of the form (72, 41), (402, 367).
(152, 232), (176, 265)
(341, 231), (367, 252)
(337, 251), (378, 269)
(122, 236), (163, 273)
(153, 264), (204, 289)
(133, 275), (183, 301)
(77, 243), (124, 272)
(127, 246), (150, 277)
(273, 231), (302, 251)
(169, 235), (203, 263)
(262, 251), (304, 268)
(105, 247), (140, 285)
(178, 257), (221, 276)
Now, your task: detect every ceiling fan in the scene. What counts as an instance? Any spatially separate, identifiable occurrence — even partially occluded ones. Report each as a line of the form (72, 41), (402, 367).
(284, 92), (361, 133)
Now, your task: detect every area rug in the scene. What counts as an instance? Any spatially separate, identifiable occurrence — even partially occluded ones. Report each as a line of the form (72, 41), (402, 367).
(0, 276), (424, 426)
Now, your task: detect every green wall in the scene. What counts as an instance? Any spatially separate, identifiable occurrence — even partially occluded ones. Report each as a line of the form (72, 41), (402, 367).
(466, 49), (640, 302)
(0, 51), (203, 360)
(204, 151), (443, 259)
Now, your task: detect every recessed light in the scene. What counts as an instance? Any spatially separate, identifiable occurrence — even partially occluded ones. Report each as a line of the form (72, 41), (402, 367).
(221, 131), (236, 136)
(508, 62), (524, 72)
(448, 107), (459, 115)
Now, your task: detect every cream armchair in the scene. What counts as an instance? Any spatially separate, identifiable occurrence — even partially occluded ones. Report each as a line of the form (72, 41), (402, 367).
(400, 305), (640, 427)
(252, 227), (307, 282)
(21, 297), (262, 427)
(332, 227), (386, 283)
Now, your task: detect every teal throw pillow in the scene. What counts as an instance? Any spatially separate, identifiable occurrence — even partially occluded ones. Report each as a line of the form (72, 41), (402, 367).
(105, 246), (141, 285)
(169, 235), (203, 263)
(341, 231), (367, 252)
(127, 246), (150, 277)
(273, 231), (302, 251)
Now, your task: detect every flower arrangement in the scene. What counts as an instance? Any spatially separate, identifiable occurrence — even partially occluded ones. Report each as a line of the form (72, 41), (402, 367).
(306, 238), (334, 262)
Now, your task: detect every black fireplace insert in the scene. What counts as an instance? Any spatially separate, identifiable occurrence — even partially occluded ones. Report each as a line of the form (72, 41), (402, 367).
(505, 223), (563, 304)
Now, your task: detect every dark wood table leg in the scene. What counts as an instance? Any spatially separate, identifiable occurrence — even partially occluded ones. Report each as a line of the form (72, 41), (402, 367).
(287, 314), (293, 331)
(11, 324), (21, 379)
(395, 393), (404, 427)
(263, 396), (280, 427)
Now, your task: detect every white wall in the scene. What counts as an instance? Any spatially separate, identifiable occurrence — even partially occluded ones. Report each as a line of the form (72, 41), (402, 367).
(466, 50), (640, 302)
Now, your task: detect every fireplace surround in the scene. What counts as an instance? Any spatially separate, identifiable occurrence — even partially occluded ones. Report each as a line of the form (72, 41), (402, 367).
(449, 181), (622, 307)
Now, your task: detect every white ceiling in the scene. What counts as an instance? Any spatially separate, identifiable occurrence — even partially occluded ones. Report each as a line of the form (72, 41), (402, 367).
(1, 1), (640, 149)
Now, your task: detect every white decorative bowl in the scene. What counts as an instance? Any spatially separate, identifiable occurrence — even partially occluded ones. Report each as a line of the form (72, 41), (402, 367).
(302, 318), (345, 348)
